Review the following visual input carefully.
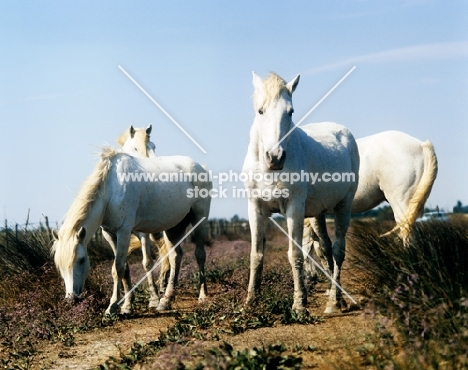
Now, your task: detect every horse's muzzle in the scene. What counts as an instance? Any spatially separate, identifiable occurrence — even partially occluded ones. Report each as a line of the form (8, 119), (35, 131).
(266, 149), (286, 170)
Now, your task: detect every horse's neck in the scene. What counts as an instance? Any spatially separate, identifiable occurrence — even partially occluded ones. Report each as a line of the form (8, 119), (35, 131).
(247, 123), (265, 166)
(81, 196), (106, 243)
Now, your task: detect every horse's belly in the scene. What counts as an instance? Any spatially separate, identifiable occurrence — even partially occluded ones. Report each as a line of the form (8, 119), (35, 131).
(304, 200), (329, 217)
(351, 183), (385, 213)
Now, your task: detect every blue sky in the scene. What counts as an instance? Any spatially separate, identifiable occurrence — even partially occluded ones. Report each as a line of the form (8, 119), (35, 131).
(1, 0), (467, 226)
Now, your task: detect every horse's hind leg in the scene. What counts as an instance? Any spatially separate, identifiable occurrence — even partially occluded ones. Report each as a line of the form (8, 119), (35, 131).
(302, 218), (317, 282)
(139, 233), (159, 308)
(309, 215), (333, 295)
(325, 205), (351, 314)
(191, 211), (208, 303)
(157, 223), (187, 311)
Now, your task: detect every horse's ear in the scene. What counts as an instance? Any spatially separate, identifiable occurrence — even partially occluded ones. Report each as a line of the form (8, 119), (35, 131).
(252, 71), (264, 93)
(77, 227), (86, 242)
(146, 124), (152, 136)
(129, 125), (136, 138)
(286, 74), (300, 95)
(52, 229), (59, 241)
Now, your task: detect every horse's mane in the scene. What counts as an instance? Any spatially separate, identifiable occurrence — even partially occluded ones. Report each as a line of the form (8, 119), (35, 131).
(117, 127), (149, 157)
(53, 147), (120, 265)
(253, 72), (291, 112)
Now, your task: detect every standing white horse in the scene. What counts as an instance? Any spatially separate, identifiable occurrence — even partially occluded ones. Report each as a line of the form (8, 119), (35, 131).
(117, 124), (156, 159)
(117, 125), (203, 310)
(52, 147), (211, 315)
(97, 124), (161, 309)
(302, 131), (438, 279)
(243, 72), (359, 314)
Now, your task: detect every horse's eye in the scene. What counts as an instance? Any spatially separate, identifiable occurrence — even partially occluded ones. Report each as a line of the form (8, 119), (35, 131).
(258, 109), (263, 115)
(288, 109), (294, 116)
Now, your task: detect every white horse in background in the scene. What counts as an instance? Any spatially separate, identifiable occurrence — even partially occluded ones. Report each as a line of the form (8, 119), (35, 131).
(117, 124), (156, 159)
(52, 147), (211, 315)
(243, 72), (359, 314)
(302, 131), (438, 280)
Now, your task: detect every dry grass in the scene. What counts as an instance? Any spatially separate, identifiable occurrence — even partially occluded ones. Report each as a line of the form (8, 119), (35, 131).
(1, 217), (468, 369)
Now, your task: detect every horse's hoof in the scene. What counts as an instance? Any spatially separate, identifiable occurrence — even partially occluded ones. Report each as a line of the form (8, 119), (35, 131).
(148, 299), (160, 308)
(245, 293), (256, 306)
(324, 302), (342, 315)
(292, 305), (309, 316)
(105, 303), (119, 316)
(340, 299), (348, 309)
(120, 305), (132, 315)
(198, 296), (207, 304)
(156, 298), (171, 311)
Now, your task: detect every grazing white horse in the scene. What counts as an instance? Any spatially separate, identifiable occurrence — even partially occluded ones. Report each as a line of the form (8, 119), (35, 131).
(302, 131), (438, 279)
(96, 124), (160, 309)
(117, 125), (203, 310)
(52, 147), (211, 315)
(243, 72), (359, 314)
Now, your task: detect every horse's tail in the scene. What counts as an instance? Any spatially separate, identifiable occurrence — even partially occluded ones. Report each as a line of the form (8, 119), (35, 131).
(128, 234), (142, 255)
(382, 140), (438, 239)
(156, 233), (171, 289)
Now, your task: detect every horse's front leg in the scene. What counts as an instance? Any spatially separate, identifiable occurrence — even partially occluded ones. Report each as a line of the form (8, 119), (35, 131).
(286, 205), (307, 313)
(246, 199), (268, 305)
(102, 229), (133, 314)
(107, 231), (131, 315)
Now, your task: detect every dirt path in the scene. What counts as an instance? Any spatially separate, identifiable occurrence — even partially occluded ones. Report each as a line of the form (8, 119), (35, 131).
(34, 315), (174, 369)
(28, 235), (376, 369)
(35, 307), (374, 369)
(32, 269), (374, 369)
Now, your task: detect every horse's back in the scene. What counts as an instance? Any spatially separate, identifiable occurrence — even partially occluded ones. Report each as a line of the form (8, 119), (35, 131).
(352, 130), (427, 213)
(357, 130), (425, 183)
(299, 122), (359, 215)
(104, 153), (210, 233)
(300, 122), (359, 173)
(301, 122), (355, 147)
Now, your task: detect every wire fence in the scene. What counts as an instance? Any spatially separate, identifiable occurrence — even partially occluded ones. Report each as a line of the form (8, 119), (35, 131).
(0, 217), (256, 249)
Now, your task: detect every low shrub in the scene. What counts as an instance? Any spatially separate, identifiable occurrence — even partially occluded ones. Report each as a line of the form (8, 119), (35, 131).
(348, 219), (468, 369)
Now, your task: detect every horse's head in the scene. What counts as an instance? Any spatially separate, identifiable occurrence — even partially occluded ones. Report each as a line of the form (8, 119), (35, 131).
(118, 124), (156, 159)
(53, 226), (90, 302)
(252, 72), (300, 170)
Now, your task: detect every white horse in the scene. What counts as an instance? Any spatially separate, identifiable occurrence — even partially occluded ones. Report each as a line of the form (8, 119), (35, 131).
(117, 124), (156, 159)
(114, 124), (183, 309)
(95, 124), (161, 309)
(52, 147), (211, 315)
(243, 72), (359, 314)
(302, 130), (438, 280)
